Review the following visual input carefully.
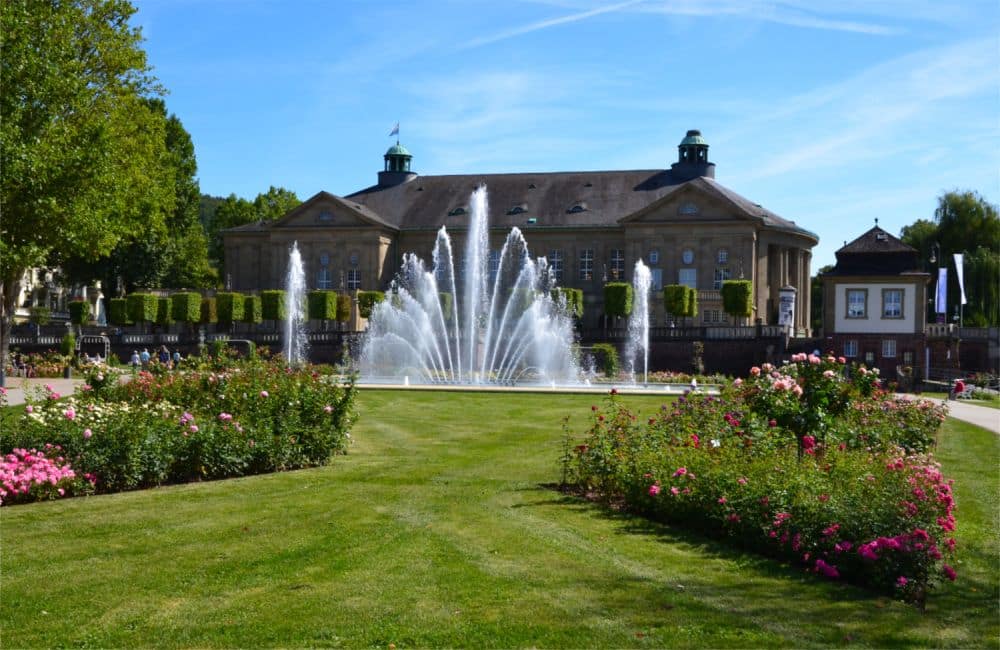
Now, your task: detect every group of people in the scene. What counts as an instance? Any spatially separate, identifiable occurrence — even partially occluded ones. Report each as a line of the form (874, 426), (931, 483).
(130, 345), (183, 370)
(11, 353), (35, 378)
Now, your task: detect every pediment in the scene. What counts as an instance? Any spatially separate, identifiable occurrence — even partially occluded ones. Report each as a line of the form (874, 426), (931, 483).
(620, 180), (759, 225)
(272, 191), (397, 231)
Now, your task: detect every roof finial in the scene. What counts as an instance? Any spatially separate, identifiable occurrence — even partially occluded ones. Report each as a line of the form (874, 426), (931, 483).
(875, 217), (879, 227)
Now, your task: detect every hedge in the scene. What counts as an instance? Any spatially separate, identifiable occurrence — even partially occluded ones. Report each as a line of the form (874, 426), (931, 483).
(29, 306), (51, 326)
(126, 294), (158, 324)
(438, 292), (453, 321)
(603, 283), (633, 317)
(358, 291), (386, 319)
(108, 299), (131, 326)
(200, 297), (217, 324)
(336, 293), (352, 323)
(721, 280), (753, 319)
(242, 295), (263, 324)
(308, 290), (338, 321)
(61, 332), (76, 357)
(216, 292), (244, 324)
(156, 298), (173, 326)
(591, 343), (619, 377)
(687, 286), (698, 318)
(261, 290), (287, 321)
(171, 293), (202, 323)
(552, 287), (583, 318)
(68, 301), (90, 326)
(663, 284), (689, 317)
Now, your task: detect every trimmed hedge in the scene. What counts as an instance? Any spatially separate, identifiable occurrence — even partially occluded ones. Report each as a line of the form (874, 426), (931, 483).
(308, 290), (338, 321)
(171, 293), (201, 323)
(108, 299), (131, 326)
(552, 287), (584, 318)
(591, 342), (620, 377)
(216, 292), (244, 324)
(336, 293), (352, 323)
(29, 306), (51, 326)
(242, 295), (262, 324)
(261, 290), (287, 321)
(721, 280), (753, 318)
(663, 284), (690, 317)
(438, 292), (453, 321)
(127, 293), (158, 324)
(68, 300), (91, 326)
(687, 286), (698, 318)
(603, 282), (633, 317)
(200, 297), (217, 324)
(358, 291), (385, 319)
(156, 298), (173, 326)
(60, 332), (76, 357)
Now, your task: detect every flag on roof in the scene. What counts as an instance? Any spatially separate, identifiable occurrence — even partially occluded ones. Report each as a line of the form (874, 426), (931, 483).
(389, 122), (399, 137)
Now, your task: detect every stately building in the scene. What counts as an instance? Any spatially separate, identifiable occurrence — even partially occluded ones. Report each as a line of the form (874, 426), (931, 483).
(223, 130), (818, 333)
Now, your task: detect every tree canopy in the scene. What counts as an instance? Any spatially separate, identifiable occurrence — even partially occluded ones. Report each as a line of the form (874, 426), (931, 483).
(205, 186), (300, 268)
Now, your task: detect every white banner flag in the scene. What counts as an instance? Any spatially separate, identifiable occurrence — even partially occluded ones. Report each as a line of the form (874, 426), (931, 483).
(953, 253), (967, 305)
(936, 268), (948, 314)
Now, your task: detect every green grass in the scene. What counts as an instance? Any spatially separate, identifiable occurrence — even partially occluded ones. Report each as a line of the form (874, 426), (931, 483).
(920, 391), (1000, 409)
(2, 390), (997, 648)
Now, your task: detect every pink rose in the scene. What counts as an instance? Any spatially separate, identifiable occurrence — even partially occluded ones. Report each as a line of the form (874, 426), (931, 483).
(648, 484), (661, 496)
(83, 429), (92, 439)
(260, 390), (269, 398)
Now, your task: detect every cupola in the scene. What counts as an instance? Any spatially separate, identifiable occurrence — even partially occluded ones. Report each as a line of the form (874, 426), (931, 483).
(670, 129), (716, 181)
(378, 141), (418, 187)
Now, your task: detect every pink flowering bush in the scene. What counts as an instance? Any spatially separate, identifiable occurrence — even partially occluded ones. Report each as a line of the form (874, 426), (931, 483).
(565, 363), (955, 606)
(0, 447), (79, 505)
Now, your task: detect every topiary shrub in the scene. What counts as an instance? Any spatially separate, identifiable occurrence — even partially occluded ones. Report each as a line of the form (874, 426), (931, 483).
(126, 293), (158, 324)
(200, 297), (217, 324)
(216, 292), (244, 325)
(663, 284), (690, 318)
(307, 290), (338, 321)
(592, 342), (619, 378)
(156, 298), (173, 327)
(29, 306), (51, 326)
(109, 299), (131, 326)
(552, 287), (584, 318)
(171, 293), (202, 323)
(686, 286), (698, 319)
(242, 295), (262, 324)
(721, 280), (753, 323)
(60, 332), (76, 357)
(336, 293), (352, 323)
(439, 292), (454, 321)
(68, 300), (91, 326)
(357, 291), (385, 319)
(604, 283), (633, 317)
(261, 290), (287, 321)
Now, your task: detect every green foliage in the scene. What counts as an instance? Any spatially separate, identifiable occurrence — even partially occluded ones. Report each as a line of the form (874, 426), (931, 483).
(663, 284), (690, 317)
(60, 332), (76, 357)
(686, 287), (698, 318)
(261, 290), (286, 321)
(242, 295), (262, 324)
(603, 283), (633, 317)
(171, 292), (202, 323)
(591, 343), (619, 378)
(811, 264), (834, 333)
(552, 287), (583, 318)
(216, 292), (244, 324)
(336, 293), (352, 323)
(200, 297), (217, 324)
(721, 280), (753, 318)
(68, 301), (91, 326)
(156, 297), (173, 326)
(357, 291), (386, 319)
(207, 187), (300, 268)
(209, 339), (226, 359)
(307, 291), (338, 321)
(126, 294), (158, 324)
(439, 292), (454, 321)
(108, 299), (131, 326)
(29, 306), (51, 326)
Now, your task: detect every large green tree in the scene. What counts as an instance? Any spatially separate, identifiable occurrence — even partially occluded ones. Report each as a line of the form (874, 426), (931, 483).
(1, 0), (171, 366)
(206, 186), (300, 269)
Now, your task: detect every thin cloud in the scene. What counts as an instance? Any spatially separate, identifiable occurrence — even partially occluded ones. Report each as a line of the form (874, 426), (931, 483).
(459, 0), (646, 49)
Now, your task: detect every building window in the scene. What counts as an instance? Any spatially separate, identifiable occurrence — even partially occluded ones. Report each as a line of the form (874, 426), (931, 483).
(548, 250), (564, 283)
(317, 267), (333, 289)
(717, 248), (729, 264)
(844, 340), (858, 358)
(610, 249), (625, 280)
(649, 249), (660, 265)
(703, 309), (722, 324)
(713, 267), (730, 290)
(347, 269), (361, 290)
(579, 249), (594, 281)
(678, 268), (696, 289)
(650, 268), (663, 291)
(882, 339), (897, 358)
(865, 351), (875, 365)
(903, 351), (913, 365)
(846, 289), (867, 318)
(488, 250), (501, 285)
(882, 289), (903, 319)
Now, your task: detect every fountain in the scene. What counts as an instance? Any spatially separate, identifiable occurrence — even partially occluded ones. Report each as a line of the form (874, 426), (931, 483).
(360, 186), (578, 385)
(625, 259), (651, 385)
(284, 241), (309, 365)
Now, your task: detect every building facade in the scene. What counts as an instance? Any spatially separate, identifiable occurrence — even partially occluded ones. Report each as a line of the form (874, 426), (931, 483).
(223, 130), (818, 333)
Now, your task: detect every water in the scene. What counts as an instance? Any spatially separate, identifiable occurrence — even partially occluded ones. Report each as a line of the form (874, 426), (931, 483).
(284, 241), (309, 365)
(625, 259), (651, 385)
(360, 186), (578, 385)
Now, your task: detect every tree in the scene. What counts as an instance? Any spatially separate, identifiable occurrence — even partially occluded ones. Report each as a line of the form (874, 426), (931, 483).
(206, 186), (299, 269)
(1, 0), (171, 369)
(810, 265), (834, 334)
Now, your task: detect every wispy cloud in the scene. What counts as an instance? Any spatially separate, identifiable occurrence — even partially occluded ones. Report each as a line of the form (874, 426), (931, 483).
(459, 0), (646, 49)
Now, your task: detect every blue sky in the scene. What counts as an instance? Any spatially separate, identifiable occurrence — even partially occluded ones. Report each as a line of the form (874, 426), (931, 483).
(133, 0), (998, 269)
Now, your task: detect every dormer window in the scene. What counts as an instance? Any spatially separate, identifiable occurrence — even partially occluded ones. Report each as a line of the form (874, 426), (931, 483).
(448, 207), (466, 216)
(678, 202), (699, 216)
(318, 211), (333, 222)
(507, 204), (527, 215)
(567, 202), (588, 214)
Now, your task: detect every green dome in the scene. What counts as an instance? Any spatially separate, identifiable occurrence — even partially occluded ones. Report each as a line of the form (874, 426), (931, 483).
(385, 143), (412, 157)
(679, 129), (708, 146)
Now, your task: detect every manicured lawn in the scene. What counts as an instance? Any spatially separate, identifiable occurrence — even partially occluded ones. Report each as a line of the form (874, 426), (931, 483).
(2, 390), (997, 648)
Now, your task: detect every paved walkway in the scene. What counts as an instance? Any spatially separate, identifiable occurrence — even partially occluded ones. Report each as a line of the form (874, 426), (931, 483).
(902, 395), (1000, 434)
(2, 377), (87, 406)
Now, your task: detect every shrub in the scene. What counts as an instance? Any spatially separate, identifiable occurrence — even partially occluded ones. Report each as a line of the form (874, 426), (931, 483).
(307, 290), (338, 321)
(439, 292), (454, 321)
(200, 297), (217, 324)
(156, 298), (173, 327)
(29, 306), (51, 326)
(171, 293), (202, 323)
(591, 343), (619, 378)
(261, 290), (286, 321)
(69, 300), (91, 326)
(336, 293), (352, 323)
(242, 295), (263, 324)
(686, 286), (698, 318)
(216, 292), (244, 324)
(663, 285), (690, 317)
(603, 282), (633, 317)
(108, 298), (131, 326)
(127, 294), (158, 324)
(60, 332), (76, 357)
(357, 291), (385, 319)
(552, 287), (584, 318)
(721, 280), (753, 319)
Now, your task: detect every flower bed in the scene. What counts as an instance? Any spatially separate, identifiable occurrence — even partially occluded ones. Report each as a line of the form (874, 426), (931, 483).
(1, 358), (357, 503)
(564, 355), (954, 605)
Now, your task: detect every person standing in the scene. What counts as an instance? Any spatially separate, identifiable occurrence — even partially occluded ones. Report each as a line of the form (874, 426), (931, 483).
(140, 348), (151, 369)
